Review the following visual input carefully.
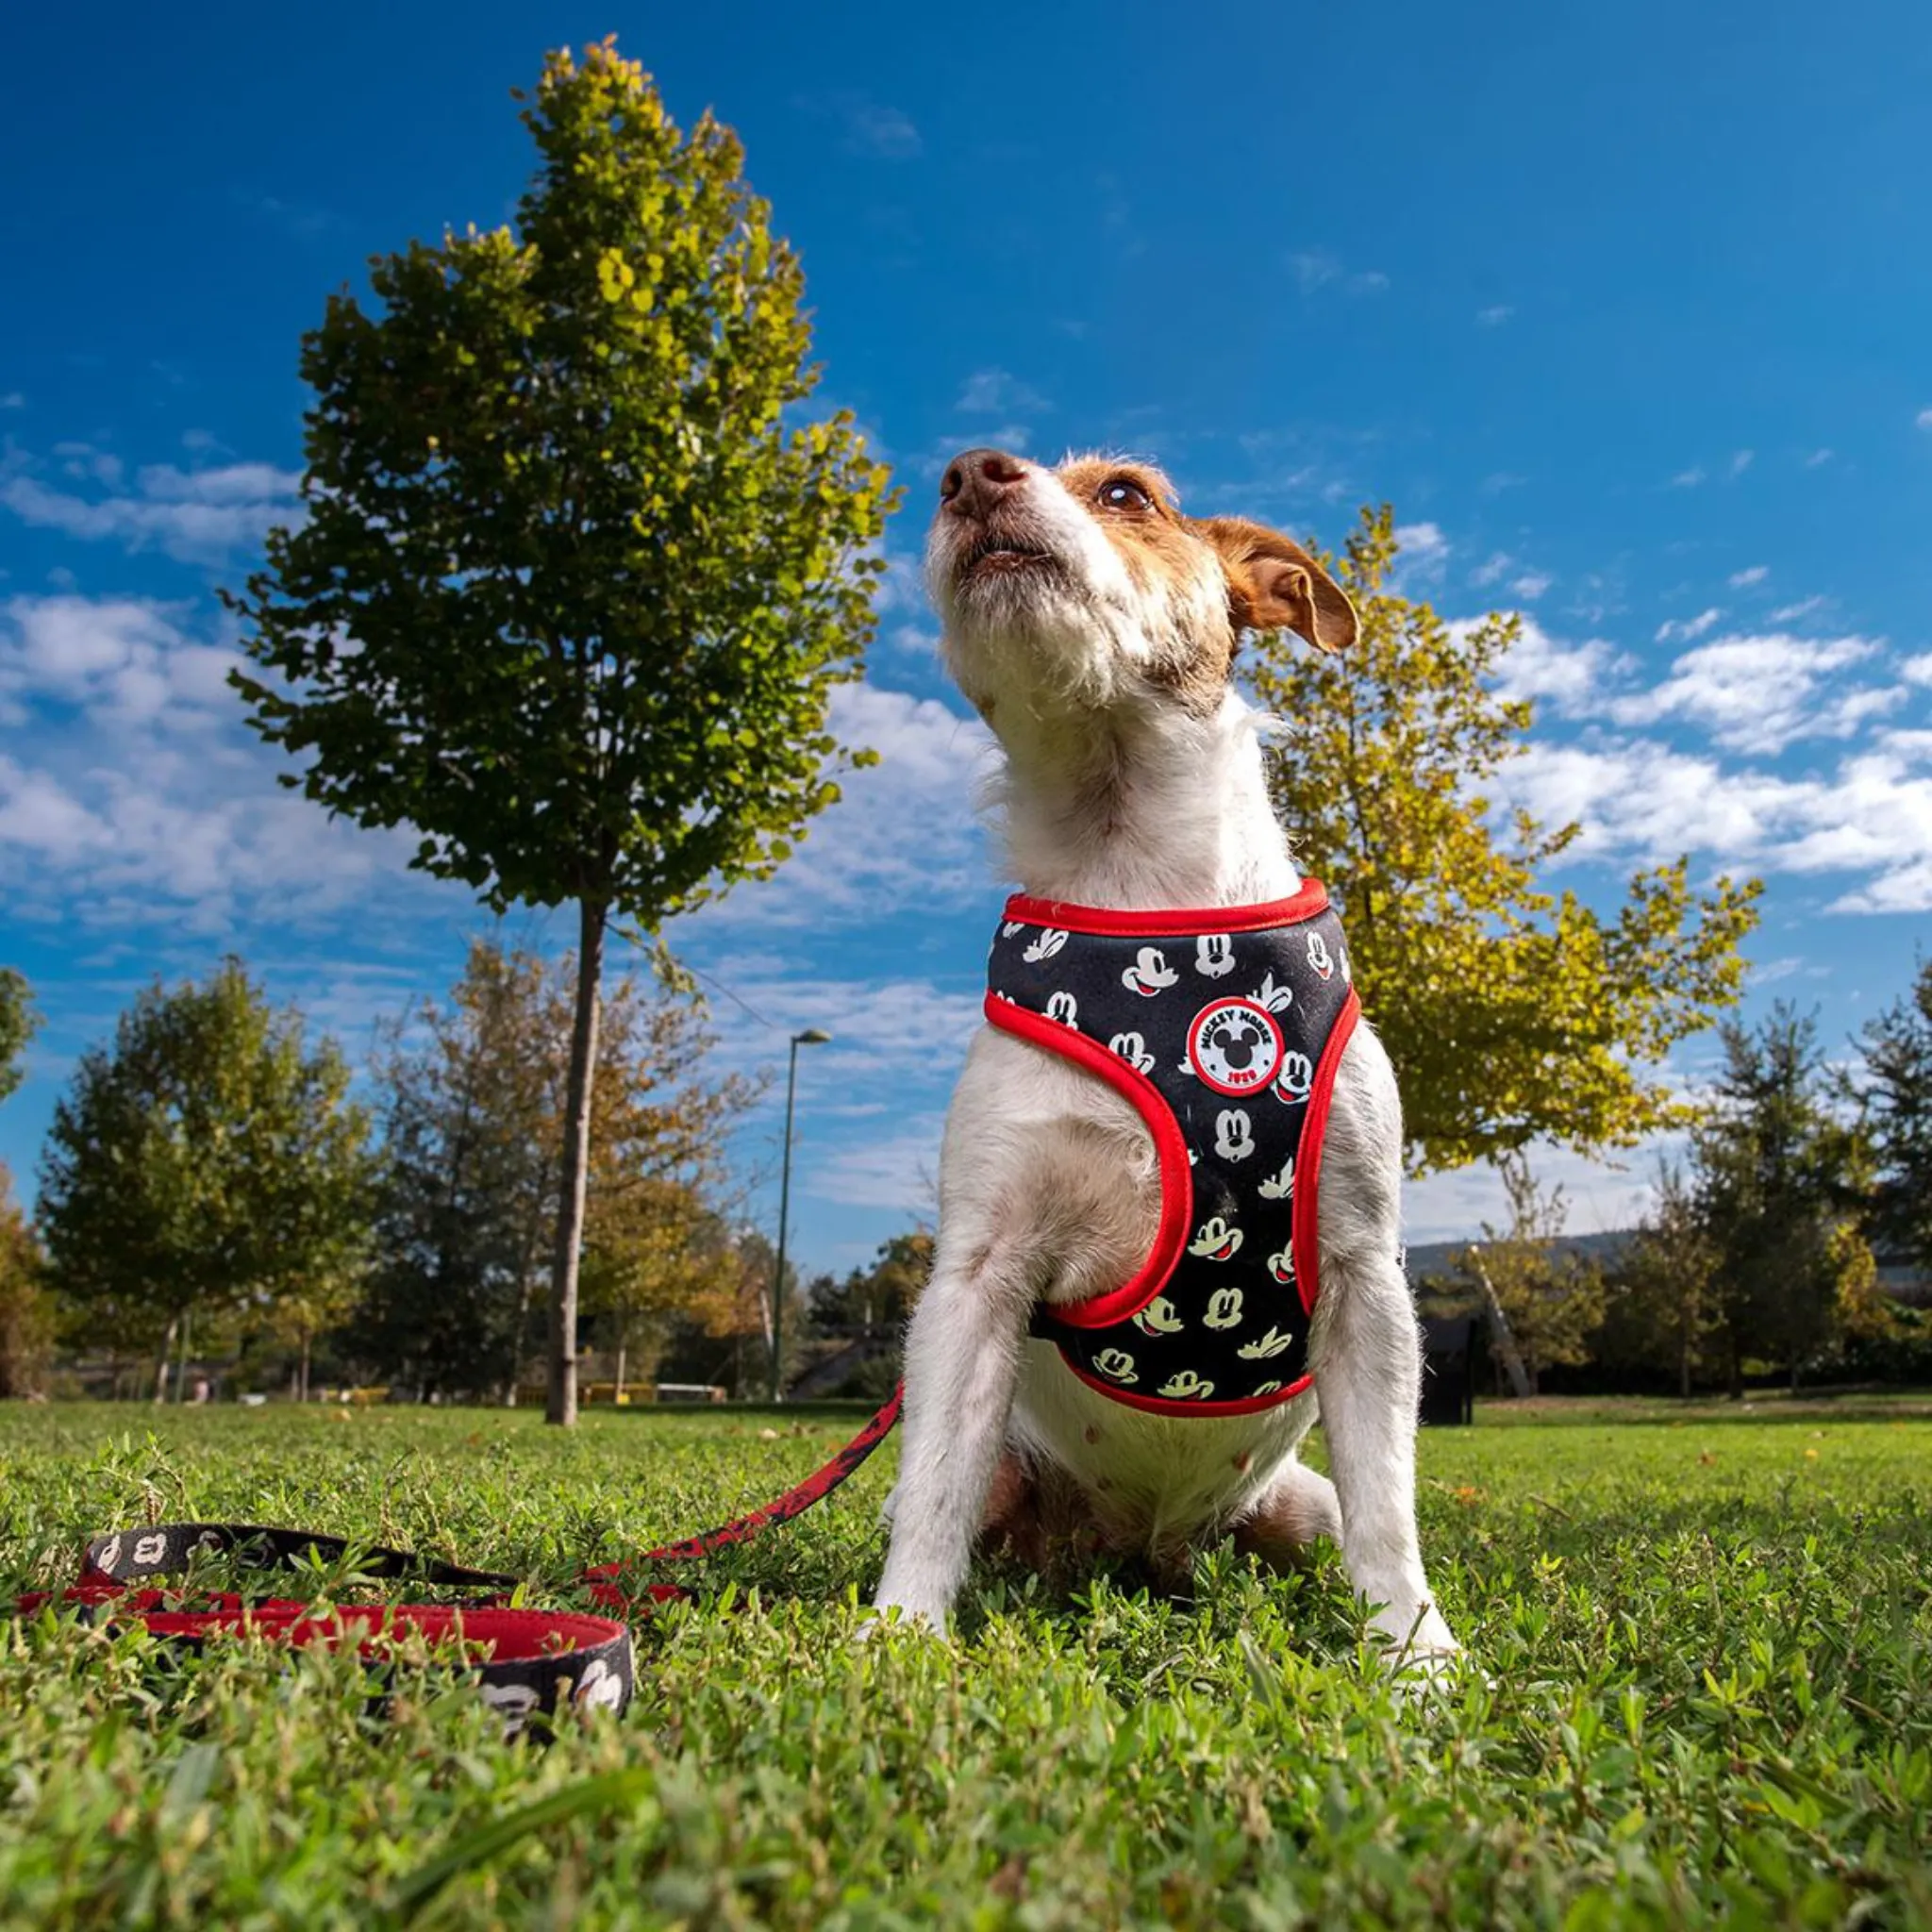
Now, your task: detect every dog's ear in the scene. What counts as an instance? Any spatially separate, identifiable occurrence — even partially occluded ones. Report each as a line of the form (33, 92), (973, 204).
(1192, 518), (1357, 654)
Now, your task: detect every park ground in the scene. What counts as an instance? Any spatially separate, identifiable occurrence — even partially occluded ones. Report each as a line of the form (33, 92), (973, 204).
(1, 1394), (1928, 1928)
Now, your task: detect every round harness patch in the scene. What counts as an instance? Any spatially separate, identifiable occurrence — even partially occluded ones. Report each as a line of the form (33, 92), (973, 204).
(1186, 997), (1285, 1097)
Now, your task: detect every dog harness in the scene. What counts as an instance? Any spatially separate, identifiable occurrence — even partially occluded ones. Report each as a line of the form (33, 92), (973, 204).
(985, 881), (1360, 1416)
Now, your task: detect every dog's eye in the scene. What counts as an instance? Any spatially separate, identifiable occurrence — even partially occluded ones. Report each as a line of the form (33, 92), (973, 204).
(1097, 476), (1152, 513)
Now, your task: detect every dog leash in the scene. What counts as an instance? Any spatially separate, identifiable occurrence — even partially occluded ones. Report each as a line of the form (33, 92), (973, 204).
(10, 1390), (902, 1734)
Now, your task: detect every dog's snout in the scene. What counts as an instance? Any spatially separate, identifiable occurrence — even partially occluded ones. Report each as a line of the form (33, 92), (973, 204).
(940, 447), (1029, 517)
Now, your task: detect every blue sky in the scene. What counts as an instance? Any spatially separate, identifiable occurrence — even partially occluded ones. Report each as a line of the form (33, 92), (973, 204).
(3, 0), (1929, 1277)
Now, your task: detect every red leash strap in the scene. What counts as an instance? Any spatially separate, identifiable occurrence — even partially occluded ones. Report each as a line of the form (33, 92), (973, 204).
(11, 1389), (901, 1733)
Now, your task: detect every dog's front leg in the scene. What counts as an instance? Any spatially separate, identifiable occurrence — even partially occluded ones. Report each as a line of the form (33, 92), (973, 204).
(872, 1206), (1036, 1629)
(1312, 1035), (1458, 1667)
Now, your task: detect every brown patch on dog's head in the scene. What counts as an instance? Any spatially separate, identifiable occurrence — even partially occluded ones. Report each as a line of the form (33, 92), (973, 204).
(1192, 517), (1357, 654)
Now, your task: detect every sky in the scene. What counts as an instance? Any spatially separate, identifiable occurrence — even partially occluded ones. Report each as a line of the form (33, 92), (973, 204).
(3, 0), (1930, 1280)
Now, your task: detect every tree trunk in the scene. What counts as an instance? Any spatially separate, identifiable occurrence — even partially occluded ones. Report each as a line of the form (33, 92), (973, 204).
(546, 896), (607, 1427)
(614, 1334), (627, 1405)
(298, 1332), (312, 1405)
(152, 1317), (177, 1407)
(1467, 1249), (1533, 1400)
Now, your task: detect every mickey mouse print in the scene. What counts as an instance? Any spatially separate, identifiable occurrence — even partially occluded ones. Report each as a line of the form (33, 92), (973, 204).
(984, 880), (1360, 1415)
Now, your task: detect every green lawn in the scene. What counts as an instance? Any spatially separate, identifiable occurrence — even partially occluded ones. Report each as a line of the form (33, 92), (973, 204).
(2, 1399), (1928, 1928)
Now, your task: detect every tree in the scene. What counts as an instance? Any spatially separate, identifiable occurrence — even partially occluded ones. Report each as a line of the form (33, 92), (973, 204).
(1856, 956), (1932, 1276)
(1692, 1005), (1874, 1395)
(36, 959), (374, 1400)
(0, 968), (38, 1108)
(1248, 507), (1761, 1173)
(1596, 1162), (1722, 1396)
(0, 1174), (50, 1400)
(225, 39), (897, 1425)
(1451, 1153), (1605, 1394)
(357, 938), (752, 1403)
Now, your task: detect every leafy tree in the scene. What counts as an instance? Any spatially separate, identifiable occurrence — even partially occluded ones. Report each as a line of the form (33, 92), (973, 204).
(1450, 1154), (1605, 1394)
(1596, 1163), (1722, 1396)
(225, 39), (897, 1424)
(0, 969), (38, 1108)
(1692, 1005), (1874, 1395)
(1249, 507), (1761, 1173)
(358, 938), (750, 1403)
(37, 959), (374, 1401)
(1856, 956), (1932, 1276)
(0, 1174), (50, 1400)
(809, 1230), (932, 1332)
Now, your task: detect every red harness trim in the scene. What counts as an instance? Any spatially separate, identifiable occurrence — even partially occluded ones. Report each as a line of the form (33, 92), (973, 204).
(1003, 878), (1332, 938)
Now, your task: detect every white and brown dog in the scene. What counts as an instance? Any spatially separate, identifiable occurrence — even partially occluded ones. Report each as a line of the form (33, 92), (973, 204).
(872, 447), (1457, 1670)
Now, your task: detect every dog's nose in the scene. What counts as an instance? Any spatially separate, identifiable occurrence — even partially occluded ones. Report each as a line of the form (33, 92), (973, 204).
(939, 447), (1029, 518)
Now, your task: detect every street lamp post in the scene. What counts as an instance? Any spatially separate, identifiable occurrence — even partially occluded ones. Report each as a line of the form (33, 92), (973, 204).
(771, 1027), (831, 1403)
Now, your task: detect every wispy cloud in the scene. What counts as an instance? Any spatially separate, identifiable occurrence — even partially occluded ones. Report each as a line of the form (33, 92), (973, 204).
(1804, 448), (1834, 467)
(1510, 571), (1554, 602)
(1655, 608), (1723, 644)
(1287, 249), (1389, 296)
(1728, 449), (1755, 477)
(1916, 408), (1932, 432)
(1612, 632), (1899, 755)
(795, 92), (923, 159)
(1474, 305), (1514, 327)
(1392, 521), (1448, 577)
(0, 392), (24, 411)
(0, 453), (304, 565)
(1669, 467), (1707, 489)
(1727, 565), (1769, 589)
(955, 369), (1049, 417)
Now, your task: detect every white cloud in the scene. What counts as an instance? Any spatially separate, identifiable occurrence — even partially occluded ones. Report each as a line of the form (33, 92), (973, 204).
(1805, 448), (1834, 467)
(956, 369), (1049, 417)
(0, 592), (424, 928)
(1771, 595), (1826, 624)
(1393, 522), (1448, 575)
(841, 101), (921, 158)
(1483, 616), (1618, 713)
(0, 392), (23, 410)
(1669, 467), (1706, 489)
(1288, 250), (1388, 296)
(1470, 552), (1512, 588)
(691, 682), (996, 931)
(1728, 449), (1755, 477)
(1509, 571), (1553, 602)
(1654, 608), (1723, 644)
(1611, 632), (1897, 755)
(1727, 565), (1769, 589)
(0, 458), (304, 564)
(1497, 734), (1932, 912)
(1405, 1141), (1676, 1245)
(1916, 408), (1932, 432)
(1901, 651), (1932, 688)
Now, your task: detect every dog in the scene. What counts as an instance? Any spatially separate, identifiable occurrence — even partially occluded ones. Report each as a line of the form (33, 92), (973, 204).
(871, 446), (1458, 1671)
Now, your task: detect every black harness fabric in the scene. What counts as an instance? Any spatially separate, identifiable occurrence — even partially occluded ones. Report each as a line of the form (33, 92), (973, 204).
(987, 891), (1357, 1413)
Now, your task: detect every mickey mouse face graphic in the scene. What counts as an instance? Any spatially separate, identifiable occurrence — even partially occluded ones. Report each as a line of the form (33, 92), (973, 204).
(1195, 934), (1236, 979)
(1093, 1348), (1139, 1384)
(1158, 1370), (1215, 1401)
(1186, 998), (1285, 1097)
(1121, 946), (1179, 996)
(1188, 1216), (1243, 1261)
(1306, 930), (1335, 981)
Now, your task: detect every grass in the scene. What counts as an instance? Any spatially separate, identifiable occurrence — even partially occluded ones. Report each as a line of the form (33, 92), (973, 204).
(0, 1399), (1927, 1929)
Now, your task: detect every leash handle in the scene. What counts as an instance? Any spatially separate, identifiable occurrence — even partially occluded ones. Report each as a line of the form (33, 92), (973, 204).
(11, 1388), (903, 1730)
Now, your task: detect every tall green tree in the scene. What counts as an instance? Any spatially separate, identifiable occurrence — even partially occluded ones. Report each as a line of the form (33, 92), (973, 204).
(1856, 957), (1932, 1277)
(0, 1174), (50, 1400)
(358, 937), (750, 1403)
(1596, 1163), (1722, 1396)
(1693, 1005), (1874, 1395)
(37, 959), (374, 1400)
(0, 969), (38, 1108)
(1249, 508), (1761, 1173)
(225, 39), (896, 1425)
(1451, 1154), (1605, 1395)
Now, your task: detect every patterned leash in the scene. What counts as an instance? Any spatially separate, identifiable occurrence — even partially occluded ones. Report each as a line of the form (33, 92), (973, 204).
(11, 1389), (902, 1734)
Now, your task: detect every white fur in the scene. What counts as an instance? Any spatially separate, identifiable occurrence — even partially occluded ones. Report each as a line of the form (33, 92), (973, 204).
(874, 453), (1457, 1668)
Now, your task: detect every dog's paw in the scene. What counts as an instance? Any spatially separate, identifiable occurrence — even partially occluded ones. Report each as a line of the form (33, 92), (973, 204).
(856, 1598), (951, 1645)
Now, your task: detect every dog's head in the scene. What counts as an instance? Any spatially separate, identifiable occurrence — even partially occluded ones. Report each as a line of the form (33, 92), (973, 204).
(926, 448), (1356, 724)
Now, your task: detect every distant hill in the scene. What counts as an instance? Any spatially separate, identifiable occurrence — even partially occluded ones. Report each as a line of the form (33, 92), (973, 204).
(1403, 1229), (1634, 1286)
